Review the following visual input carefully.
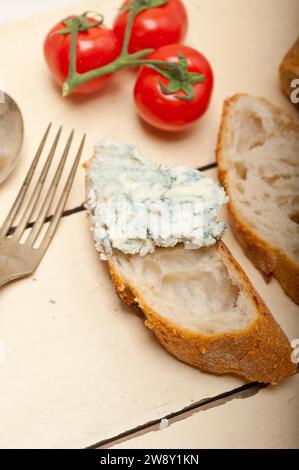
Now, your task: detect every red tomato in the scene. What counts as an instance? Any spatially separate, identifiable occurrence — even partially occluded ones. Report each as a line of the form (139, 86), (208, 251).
(113, 0), (188, 53)
(44, 17), (120, 95)
(134, 44), (214, 131)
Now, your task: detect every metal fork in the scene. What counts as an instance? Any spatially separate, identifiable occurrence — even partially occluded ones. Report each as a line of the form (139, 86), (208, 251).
(0, 124), (85, 288)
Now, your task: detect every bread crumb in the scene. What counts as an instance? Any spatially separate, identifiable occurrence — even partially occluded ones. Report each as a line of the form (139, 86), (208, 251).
(49, 299), (56, 304)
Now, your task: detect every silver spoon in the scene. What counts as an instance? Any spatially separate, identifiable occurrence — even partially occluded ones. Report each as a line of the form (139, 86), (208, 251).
(0, 92), (24, 185)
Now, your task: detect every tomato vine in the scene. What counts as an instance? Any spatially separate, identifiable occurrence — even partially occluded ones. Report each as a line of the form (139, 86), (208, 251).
(61, 0), (205, 99)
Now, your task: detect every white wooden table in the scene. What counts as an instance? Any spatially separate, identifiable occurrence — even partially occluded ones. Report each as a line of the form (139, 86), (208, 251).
(0, 0), (298, 449)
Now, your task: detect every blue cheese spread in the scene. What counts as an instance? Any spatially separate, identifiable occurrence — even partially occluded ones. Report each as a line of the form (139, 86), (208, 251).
(86, 141), (228, 257)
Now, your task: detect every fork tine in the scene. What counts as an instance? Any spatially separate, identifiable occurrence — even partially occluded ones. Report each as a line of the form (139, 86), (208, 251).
(13, 126), (63, 241)
(0, 123), (52, 237)
(27, 130), (75, 246)
(39, 134), (85, 253)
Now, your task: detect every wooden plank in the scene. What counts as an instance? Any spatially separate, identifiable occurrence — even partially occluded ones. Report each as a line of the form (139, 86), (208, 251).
(1, 0), (298, 226)
(0, 0), (298, 449)
(112, 374), (299, 449)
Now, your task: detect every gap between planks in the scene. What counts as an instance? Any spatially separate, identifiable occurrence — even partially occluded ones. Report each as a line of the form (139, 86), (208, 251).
(87, 382), (266, 449)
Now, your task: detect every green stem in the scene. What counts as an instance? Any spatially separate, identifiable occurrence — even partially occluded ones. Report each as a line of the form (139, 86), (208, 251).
(63, 49), (154, 96)
(68, 18), (80, 75)
(63, 3), (154, 97)
(121, 1), (139, 56)
(128, 59), (178, 69)
(123, 49), (154, 62)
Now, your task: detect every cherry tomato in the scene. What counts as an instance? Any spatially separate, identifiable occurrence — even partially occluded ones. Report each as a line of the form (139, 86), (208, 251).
(134, 44), (214, 132)
(113, 0), (188, 53)
(44, 17), (120, 95)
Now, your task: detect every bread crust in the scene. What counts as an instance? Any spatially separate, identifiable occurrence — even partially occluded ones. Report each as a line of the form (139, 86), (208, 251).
(107, 241), (296, 384)
(216, 94), (299, 304)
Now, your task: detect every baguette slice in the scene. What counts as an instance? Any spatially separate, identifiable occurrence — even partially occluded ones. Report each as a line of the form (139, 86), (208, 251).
(104, 241), (296, 384)
(217, 94), (299, 304)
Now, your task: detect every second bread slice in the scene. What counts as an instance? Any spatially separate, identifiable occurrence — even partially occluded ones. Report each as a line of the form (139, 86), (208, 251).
(217, 94), (299, 304)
